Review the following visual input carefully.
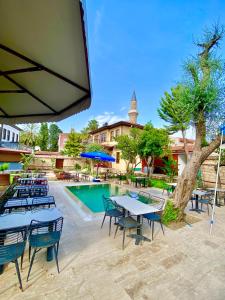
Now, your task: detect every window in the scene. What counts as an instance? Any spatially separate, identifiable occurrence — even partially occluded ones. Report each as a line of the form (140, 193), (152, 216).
(3, 128), (6, 140)
(7, 130), (10, 141)
(115, 129), (120, 137)
(16, 134), (19, 142)
(110, 131), (114, 141)
(12, 132), (15, 142)
(94, 135), (99, 143)
(100, 132), (106, 143)
(116, 152), (120, 164)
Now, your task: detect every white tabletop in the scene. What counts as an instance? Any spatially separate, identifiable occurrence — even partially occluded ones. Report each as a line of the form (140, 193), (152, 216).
(0, 208), (62, 230)
(111, 195), (159, 215)
(192, 190), (210, 196)
(207, 188), (225, 192)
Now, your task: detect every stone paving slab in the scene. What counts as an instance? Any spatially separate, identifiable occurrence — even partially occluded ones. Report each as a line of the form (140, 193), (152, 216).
(0, 181), (225, 299)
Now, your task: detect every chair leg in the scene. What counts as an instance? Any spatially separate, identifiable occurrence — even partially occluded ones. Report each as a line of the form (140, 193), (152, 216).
(53, 245), (60, 273)
(56, 241), (59, 256)
(27, 249), (37, 282)
(28, 245), (31, 261)
(21, 251), (24, 270)
(207, 204), (209, 216)
(15, 259), (23, 291)
(122, 228), (126, 250)
(160, 221), (165, 235)
(101, 213), (106, 228)
(109, 217), (112, 236)
(114, 225), (119, 238)
(152, 221), (154, 240)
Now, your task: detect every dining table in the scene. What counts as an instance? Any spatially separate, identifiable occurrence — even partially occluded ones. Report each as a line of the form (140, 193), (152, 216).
(190, 190), (211, 213)
(110, 195), (159, 245)
(0, 207), (63, 274)
(207, 188), (225, 206)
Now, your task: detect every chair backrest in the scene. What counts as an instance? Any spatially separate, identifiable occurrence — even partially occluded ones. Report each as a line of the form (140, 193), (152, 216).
(4, 198), (29, 212)
(0, 226), (27, 265)
(32, 196), (55, 207)
(0, 184), (17, 214)
(29, 217), (63, 248)
(102, 195), (115, 212)
(151, 196), (166, 211)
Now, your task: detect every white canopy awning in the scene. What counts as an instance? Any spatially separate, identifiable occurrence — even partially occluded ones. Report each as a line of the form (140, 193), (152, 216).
(0, 0), (91, 124)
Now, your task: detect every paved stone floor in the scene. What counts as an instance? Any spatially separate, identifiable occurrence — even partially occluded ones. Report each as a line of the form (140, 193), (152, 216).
(1, 181), (225, 300)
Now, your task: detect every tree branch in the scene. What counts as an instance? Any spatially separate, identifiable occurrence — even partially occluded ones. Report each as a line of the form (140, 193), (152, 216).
(201, 135), (225, 163)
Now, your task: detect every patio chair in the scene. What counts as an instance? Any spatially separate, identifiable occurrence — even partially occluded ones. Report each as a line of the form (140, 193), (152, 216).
(0, 226), (27, 290)
(142, 199), (166, 240)
(29, 186), (48, 197)
(31, 196), (56, 209)
(114, 216), (141, 250)
(27, 217), (63, 281)
(198, 193), (213, 215)
(17, 188), (30, 198)
(101, 195), (123, 236)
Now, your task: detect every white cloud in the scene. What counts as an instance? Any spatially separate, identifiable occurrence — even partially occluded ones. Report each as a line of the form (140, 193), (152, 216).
(94, 112), (128, 127)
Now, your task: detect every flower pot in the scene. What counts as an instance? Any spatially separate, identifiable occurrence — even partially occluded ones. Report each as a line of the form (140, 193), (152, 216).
(0, 174), (10, 186)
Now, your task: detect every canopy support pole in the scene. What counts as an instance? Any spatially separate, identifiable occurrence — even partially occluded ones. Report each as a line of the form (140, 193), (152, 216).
(210, 131), (223, 235)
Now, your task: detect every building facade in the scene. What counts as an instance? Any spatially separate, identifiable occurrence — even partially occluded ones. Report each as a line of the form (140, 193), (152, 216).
(88, 91), (143, 172)
(0, 124), (21, 144)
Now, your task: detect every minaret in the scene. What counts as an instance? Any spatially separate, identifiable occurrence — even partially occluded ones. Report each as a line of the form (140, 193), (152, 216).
(128, 91), (138, 124)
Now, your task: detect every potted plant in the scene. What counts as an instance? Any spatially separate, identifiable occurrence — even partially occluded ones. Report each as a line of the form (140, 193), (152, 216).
(0, 163), (10, 186)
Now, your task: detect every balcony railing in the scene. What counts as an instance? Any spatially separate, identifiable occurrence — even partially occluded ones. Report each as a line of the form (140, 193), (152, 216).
(0, 142), (31, 151)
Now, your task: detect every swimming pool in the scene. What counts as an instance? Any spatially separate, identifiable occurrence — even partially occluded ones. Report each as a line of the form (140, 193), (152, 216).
(66, 184), (154, 213)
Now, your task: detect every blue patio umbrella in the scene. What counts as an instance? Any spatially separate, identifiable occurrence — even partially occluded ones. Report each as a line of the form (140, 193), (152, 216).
(80, 151), (115, 177)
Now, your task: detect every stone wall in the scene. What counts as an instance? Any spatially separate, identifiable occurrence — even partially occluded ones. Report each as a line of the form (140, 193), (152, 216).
(201, 154), (225, 188)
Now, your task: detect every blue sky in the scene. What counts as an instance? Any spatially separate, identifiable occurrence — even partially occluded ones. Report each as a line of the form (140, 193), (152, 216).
(58, 0), (225, 133)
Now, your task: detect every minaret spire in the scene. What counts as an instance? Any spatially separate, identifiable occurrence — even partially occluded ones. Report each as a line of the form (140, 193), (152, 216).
(128, 90), (138, 124)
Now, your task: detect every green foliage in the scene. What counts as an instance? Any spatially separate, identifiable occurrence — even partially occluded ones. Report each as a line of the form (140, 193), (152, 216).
(49, 123), (62, 151)
(74, 163), (81, 171)
(20, 124), (39, 149)
(20, 154), (34, 171)
(115, 128), (141, 172)
(0, 163), (9, 172)
(162, 200), (180, 224)
(138, 122), (170, 176)
(148, 179), (168, 189)
(196, 170), (203, 188)
(159, 25), (225, 142)
(81, 119), (99, 134)
(50, 158), (56, 169)
(161, 157), (177, 182)
(39, 123), (49, 151)
(158, 84), (191, 134)
(63, 129), (84, 157)
(85, 143), (105, 153)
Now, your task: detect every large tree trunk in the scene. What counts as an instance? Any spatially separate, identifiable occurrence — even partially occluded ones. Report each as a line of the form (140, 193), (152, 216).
(173, 124), (223, 221)
(181, 129), (190, 162)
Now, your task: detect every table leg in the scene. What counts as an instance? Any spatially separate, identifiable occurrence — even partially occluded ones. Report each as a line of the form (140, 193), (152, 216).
(189, 195), (203, 213)
(195, 195), (199, 210)
(127, 215), (151, 245)
(47, 247), (53, 261)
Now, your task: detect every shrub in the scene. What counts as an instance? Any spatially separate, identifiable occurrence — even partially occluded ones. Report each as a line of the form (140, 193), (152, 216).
(149, 179), (168, 189)
(0, 163), (9, 172)
(162, 200), (180, 224)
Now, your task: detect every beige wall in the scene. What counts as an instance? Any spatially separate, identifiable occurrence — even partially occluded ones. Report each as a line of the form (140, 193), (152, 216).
(201, 154), (225, 188)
